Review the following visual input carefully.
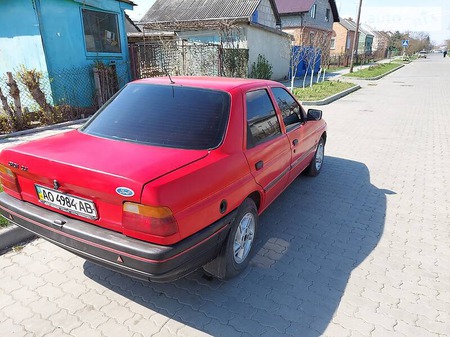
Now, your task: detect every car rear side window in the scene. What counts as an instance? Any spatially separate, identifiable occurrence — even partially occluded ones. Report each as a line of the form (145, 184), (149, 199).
(81, 84), (230, 150)
(246, 89), (281, 148)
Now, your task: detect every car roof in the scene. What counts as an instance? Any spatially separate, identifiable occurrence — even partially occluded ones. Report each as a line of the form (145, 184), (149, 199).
(132, 76), (282, 91)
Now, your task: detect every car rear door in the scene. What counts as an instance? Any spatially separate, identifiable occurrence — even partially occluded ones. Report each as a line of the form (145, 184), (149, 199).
(270, 87), (319, 181)
(243, 88), (292, 207)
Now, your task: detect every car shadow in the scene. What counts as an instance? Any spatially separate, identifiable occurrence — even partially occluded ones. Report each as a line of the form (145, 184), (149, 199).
(84, 156), (392, 336)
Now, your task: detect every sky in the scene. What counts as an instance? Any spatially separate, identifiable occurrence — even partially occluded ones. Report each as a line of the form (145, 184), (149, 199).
(127, 0), (450, 44)
(336, 0), (450, 44)
(126, 0), (155, 21)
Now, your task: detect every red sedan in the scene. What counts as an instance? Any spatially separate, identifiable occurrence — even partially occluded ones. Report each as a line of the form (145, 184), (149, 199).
(0, 77), (326, 282)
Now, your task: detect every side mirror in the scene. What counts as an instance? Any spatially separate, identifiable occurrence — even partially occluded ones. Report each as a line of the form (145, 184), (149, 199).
(307, 109), (322, 121)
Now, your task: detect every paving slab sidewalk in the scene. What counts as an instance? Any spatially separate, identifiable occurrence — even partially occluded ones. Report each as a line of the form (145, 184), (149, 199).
(0, 55), (449, 337)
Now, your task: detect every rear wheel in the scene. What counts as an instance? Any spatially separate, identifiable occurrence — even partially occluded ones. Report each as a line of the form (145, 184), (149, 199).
(203, 198), (258, 279)
(306, 137), (325, 177)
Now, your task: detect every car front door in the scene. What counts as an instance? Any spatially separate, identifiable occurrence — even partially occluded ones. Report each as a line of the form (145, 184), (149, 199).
(270, 87), (318, 181)
(244, 88), (292, 207)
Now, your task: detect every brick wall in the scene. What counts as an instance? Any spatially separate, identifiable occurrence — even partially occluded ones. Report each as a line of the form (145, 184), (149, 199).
(331, 22), (355, 56)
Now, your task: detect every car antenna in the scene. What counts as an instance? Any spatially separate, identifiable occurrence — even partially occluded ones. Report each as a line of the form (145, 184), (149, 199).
(163, 65), (175, 84)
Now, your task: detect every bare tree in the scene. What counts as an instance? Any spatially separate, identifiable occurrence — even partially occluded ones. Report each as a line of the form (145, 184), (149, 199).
(288, 28), (306, 91)
(299, 31), (333, 88)
(6, 72), (23, 129)
(17, 66), (54, 123)
(318, 32), (333, 82)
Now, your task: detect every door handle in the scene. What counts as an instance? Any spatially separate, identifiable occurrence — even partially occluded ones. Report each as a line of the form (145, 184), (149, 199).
(292, 139), (299, 146)
(255, 161), (264, 170)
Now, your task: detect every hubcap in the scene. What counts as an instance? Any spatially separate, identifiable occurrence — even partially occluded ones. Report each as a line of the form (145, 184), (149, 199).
(233, 212), (255, 264)
(315, 142), (324, 171)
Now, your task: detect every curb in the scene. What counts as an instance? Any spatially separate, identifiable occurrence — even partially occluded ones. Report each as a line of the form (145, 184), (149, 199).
(345, 64), (405, 81)
(0, 224), (36, 252)
(0, 118), (89, 140)
(301, 84), (361, 106)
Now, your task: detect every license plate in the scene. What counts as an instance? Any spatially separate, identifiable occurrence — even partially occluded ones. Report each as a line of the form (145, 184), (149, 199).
(35, 185), (98, 220)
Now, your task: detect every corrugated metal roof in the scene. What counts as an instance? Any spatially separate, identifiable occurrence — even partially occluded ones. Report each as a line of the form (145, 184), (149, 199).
(358, 23), (374, 37)
(340, 18), (357, 31)
(118, 0), (136, 6)
(140, 0), (262, 23)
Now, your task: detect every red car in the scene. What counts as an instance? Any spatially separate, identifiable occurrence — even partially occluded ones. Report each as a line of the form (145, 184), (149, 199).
(0, 77), (326, 282)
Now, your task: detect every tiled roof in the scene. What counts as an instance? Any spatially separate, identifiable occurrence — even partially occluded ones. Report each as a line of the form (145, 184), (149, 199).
(275, 0), (339, 22)
(275, 0), (315, 14)
(141, 0), (262, 23)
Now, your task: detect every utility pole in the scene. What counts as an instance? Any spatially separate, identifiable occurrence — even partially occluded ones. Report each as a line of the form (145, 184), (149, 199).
(349, 0), (363, 73)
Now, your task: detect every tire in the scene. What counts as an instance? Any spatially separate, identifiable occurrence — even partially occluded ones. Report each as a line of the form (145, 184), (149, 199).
(203, 198), (258, 280)
(306, 137), (325, 177)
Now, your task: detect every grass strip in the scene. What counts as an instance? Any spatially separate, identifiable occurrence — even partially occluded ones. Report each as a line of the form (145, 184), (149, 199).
(344, 63), (401, 78)
(293, 80), (356, 101)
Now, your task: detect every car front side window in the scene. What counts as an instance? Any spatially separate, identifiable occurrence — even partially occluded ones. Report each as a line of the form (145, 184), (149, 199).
(271, 87), (304, 130)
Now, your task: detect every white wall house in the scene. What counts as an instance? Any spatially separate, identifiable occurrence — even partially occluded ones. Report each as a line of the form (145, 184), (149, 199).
(138, 0), (292, 80)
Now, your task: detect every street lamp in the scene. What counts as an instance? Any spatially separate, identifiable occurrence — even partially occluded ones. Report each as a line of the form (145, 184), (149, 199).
(349, 0), (363, 73)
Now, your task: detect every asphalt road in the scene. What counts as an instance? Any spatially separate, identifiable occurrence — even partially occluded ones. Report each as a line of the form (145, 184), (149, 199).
(0, 54), (449, 336)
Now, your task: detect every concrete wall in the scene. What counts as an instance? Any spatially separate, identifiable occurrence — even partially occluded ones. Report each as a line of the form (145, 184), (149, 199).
(36, 0), (133, 106)
(0, 0), (49, 75)
(0, 0), (53, 108)
(0, 0), (133, 108)
(245, 25), (290, 80)
(254, 0), (277, 29)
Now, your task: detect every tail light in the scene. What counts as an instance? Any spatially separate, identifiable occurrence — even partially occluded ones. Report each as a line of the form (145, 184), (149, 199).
(0, 164), (21, 195)
(122, 202), (178, 237)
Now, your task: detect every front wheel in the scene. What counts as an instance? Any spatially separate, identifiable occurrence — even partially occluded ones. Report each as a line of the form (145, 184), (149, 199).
(306, 137), (325, 177)
(203, 198), (258, 279)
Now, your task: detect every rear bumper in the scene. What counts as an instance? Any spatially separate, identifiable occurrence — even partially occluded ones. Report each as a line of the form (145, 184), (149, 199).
(0, 192), (234, 282)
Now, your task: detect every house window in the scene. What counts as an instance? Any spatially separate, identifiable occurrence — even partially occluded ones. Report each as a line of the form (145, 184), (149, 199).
(82, 9), (121, 53)
(326, 9), (330, 22)
(330, 38), (336, 49)
(310, 4), (316, 19)
(346, 36), (351, 49)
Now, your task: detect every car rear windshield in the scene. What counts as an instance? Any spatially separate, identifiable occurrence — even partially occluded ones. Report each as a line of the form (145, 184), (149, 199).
(81, 83), (230, 150)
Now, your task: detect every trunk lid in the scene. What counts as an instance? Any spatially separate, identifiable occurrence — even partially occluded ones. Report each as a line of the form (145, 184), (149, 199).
(1, 130), (208, 232)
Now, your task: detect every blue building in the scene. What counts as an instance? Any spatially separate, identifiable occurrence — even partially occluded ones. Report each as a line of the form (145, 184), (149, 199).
(0, 0), (134, 109)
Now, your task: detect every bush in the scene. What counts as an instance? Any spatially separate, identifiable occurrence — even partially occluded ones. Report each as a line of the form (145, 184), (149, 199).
(0, 112), (13, 134)
(249, 54), (273, 79)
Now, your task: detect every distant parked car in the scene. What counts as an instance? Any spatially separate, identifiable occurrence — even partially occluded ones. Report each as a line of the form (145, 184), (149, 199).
(0, 77), (327, 282)
(417, 50), (427, 58)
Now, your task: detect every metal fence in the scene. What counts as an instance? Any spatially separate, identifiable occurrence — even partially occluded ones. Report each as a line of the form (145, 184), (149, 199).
(0, 61), (130, 133)
(329, 53), (376, 67)
(129, 41), (249, 80)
